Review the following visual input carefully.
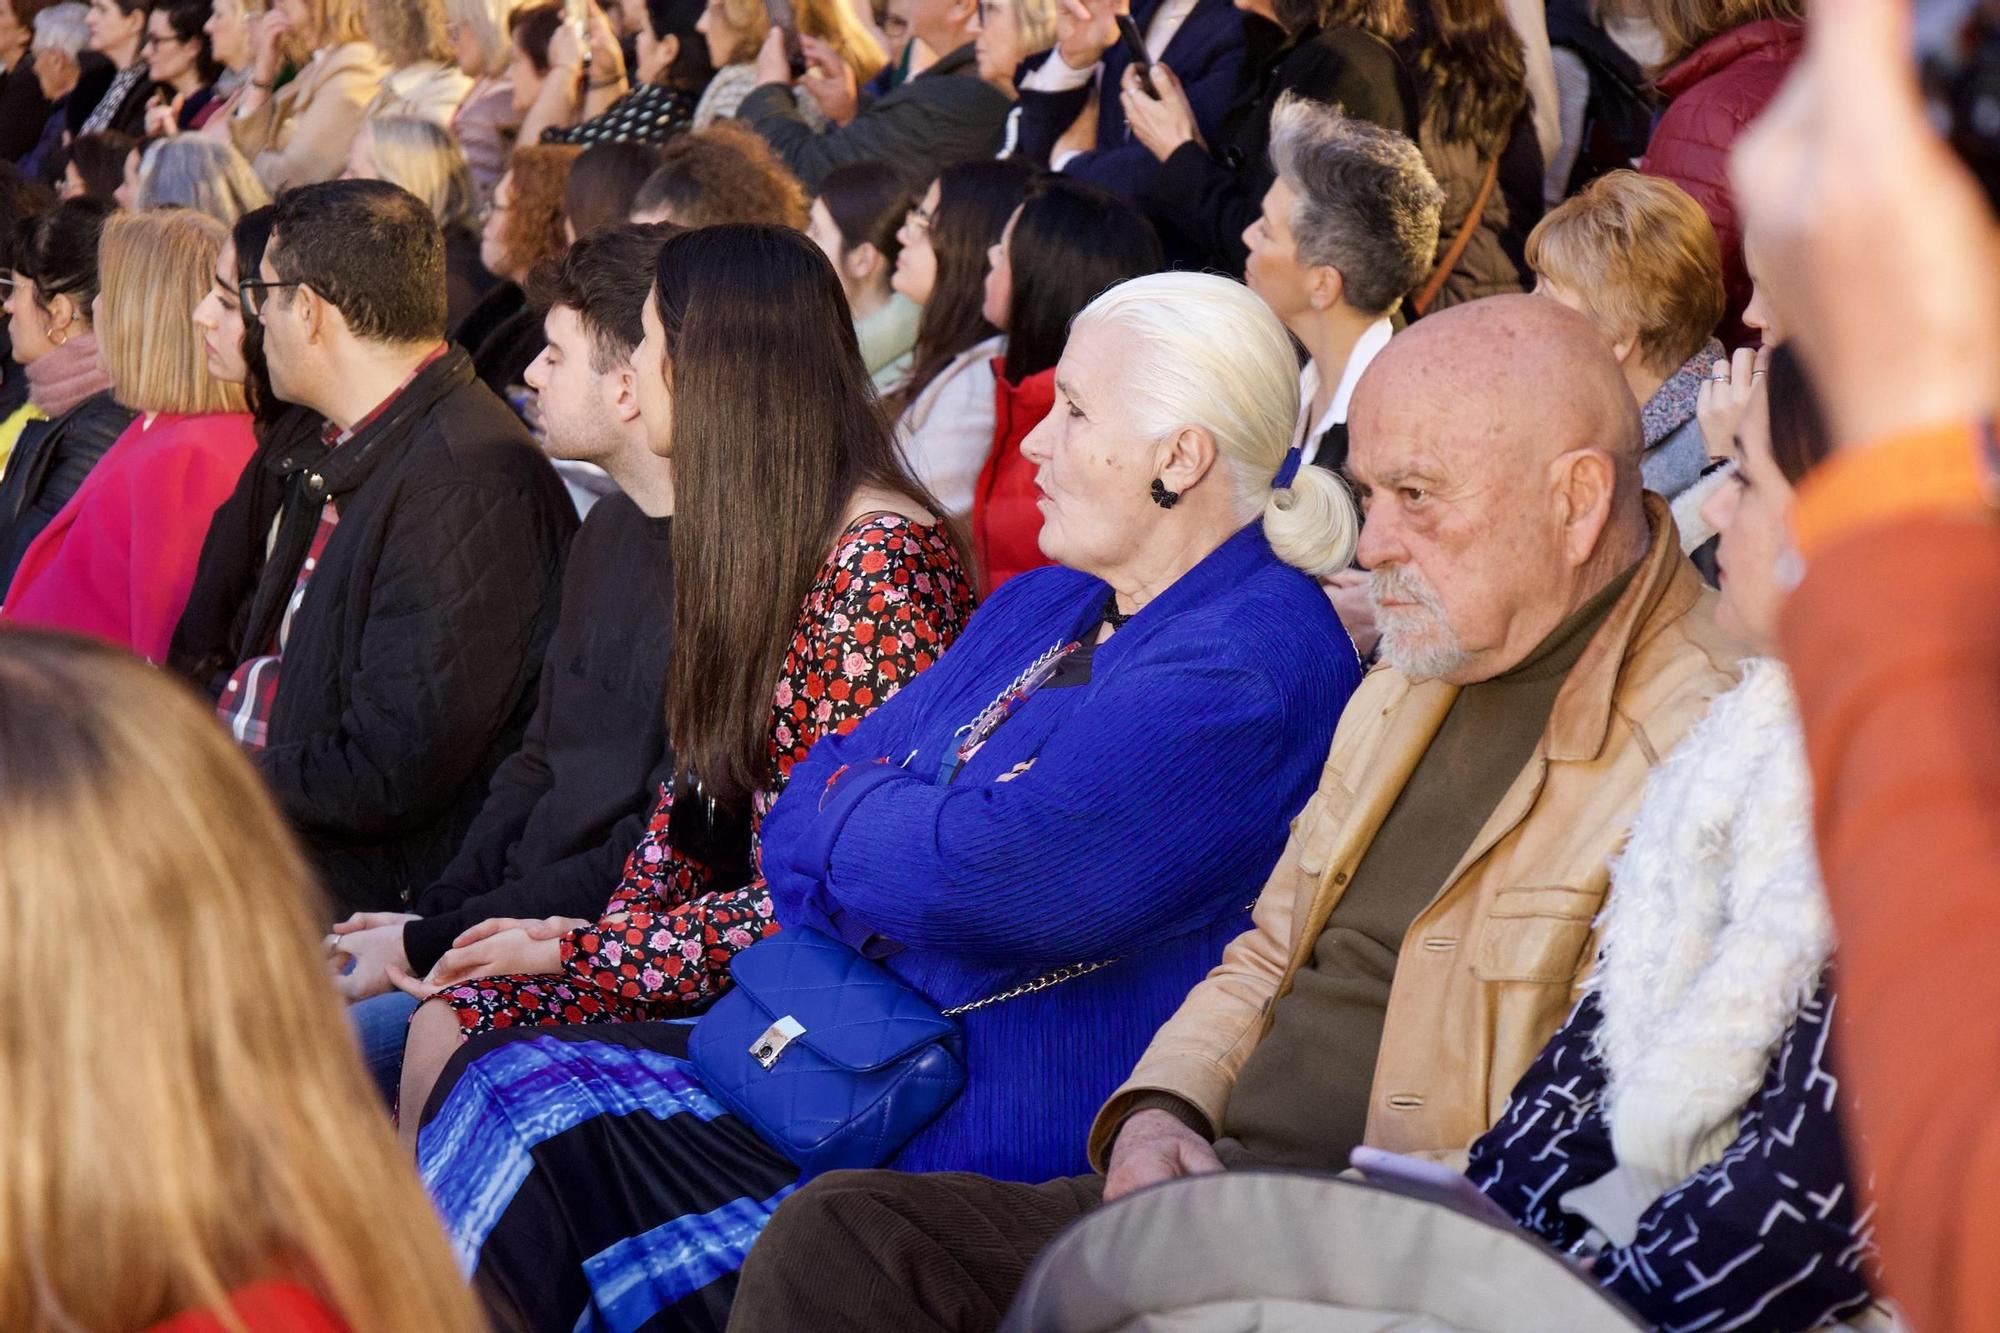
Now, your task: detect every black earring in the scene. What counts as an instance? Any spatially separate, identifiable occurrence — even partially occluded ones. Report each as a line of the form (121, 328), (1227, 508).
(1150, 478), (1181, 509)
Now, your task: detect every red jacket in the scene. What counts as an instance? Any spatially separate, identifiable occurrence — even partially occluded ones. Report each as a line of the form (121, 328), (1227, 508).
(146, 1281), (348, 1333)
(1640, 18), (1804, 344)
(972, 362), (1057, 592)
(3, 410), (258, 663)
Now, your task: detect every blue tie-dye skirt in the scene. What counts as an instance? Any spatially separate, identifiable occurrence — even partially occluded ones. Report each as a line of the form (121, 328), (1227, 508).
(418, 1021), (800, 1332)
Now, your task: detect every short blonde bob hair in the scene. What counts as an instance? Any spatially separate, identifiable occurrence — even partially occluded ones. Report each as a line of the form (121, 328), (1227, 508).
(444, 0), (516, 76)
(363, 116), (475, 231)
(96, 209), (247, 416)
(0, 631), (486, 1332)
(1003, 0), (1060, 56)
(1071, 272), (1360, 578)
(1525, 170), (1725, 379)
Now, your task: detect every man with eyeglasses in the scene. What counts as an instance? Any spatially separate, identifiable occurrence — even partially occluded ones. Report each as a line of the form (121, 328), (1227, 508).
(179, 178), (576, 922)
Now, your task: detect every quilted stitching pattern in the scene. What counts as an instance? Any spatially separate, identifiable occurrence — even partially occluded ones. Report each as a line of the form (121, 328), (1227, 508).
(691, 928), (967, 1174)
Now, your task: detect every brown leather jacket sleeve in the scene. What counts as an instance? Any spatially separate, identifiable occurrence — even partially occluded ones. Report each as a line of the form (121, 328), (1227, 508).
(1783, 511), (2000, 1333)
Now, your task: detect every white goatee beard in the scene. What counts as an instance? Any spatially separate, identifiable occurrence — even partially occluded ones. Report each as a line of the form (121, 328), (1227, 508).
(1369, 564), (1471, 681)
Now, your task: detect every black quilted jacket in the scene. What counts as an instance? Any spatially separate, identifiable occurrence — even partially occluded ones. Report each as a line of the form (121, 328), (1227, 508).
(183, 351), (577, 917)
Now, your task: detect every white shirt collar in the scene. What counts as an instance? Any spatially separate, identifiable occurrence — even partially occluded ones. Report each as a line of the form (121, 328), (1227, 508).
(1294, 318), (1394, 465)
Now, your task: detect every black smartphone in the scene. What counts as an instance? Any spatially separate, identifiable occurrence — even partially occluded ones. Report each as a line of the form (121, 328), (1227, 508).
(766, 0), (810, 79)
(1115, 13), (1156, 97)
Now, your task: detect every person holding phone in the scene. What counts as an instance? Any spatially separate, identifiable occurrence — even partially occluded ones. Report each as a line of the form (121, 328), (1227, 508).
(737, 0), (1010, 186)
(1012, 0), (1245, 207)
(1116, 0), (1414, 272)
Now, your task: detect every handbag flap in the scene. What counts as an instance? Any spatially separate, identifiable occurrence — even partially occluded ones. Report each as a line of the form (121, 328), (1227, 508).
(727, 927), (959, 1072)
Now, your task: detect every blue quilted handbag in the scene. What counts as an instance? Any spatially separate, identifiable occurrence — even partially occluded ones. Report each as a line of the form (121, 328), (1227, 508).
(687, 926), (970, 1176)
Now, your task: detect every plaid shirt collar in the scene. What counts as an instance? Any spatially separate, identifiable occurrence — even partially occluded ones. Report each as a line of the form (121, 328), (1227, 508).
(319, 343), (449, 449)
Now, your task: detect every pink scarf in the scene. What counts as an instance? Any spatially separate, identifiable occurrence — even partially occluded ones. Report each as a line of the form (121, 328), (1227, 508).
(24, 332), (110, 419)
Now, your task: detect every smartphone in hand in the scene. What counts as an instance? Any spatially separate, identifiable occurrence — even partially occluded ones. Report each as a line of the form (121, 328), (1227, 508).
(1348, 1145), (1516, 1227)
(1116, 13), (1156, 97)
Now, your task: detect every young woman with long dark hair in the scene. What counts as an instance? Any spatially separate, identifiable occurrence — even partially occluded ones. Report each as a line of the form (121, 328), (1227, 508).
(391, 222), (976, 1142)
(974, 175), (1161, 589)
(806, 159), (919, 391)
(887, 156), (1031, 518)
(167, 205), (332, 691)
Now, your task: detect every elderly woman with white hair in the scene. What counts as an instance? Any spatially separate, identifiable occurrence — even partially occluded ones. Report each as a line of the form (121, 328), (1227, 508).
(410, 270), (1365, 1331)
(131, 134), (271, 223)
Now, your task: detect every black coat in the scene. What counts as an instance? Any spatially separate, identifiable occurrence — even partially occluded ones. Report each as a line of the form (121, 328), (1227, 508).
(1144, 22), (1416, 273)
(457, 280), (543, 403)
(0, 55), (53, 162)
(179, 352), (577, 916)
(167, 404), (325, 691)
(0, 388), (135, 590)
(403, 493), (677, 973)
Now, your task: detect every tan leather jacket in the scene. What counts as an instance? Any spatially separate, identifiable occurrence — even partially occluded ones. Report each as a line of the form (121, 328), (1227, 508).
(1088, 497), (1745, 1169)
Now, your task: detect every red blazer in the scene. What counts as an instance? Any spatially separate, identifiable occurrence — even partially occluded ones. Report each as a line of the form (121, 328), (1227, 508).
(1640, 19), (1804, 344)
(146, 1281), (348, 1333)
(972, 362), (1056, 592)
(4, 410), (258, 662)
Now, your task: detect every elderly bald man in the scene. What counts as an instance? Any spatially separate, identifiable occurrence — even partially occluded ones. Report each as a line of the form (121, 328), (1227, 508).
(724, 295), (1744, 1333)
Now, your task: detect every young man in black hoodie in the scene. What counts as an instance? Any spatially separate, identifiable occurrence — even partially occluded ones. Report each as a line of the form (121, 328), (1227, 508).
(332, 223), (682, 1099)
(204, 179), (577, 917)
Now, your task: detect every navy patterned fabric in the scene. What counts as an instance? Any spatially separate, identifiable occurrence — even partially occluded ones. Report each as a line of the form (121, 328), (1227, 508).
(1467, 983), (1877, 1331)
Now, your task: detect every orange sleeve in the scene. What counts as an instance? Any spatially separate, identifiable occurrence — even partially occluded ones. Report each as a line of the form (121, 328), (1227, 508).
(1792, 420), (1991, 558)
(1781, 511), (2000, 1332)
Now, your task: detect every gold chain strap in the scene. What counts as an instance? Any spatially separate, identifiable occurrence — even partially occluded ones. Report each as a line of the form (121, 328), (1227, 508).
(941, 958), (1119, 1017)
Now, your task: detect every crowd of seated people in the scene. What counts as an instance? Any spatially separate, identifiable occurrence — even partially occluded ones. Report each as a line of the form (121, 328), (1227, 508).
(13, 0), (1987, 1325)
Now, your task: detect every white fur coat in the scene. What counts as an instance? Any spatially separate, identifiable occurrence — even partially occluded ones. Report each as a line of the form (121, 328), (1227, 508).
(1591, 657), (1834, 1199)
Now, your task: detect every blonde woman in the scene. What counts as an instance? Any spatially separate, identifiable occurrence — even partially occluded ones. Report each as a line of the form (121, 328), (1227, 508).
(444, 0), (522, 205)
(227, 0), (386, 190)
(344, 115), (495, 327)
(971, 0), (1056, 150)
(2, 211), (258, 664)
(0, 630), (488, 1333)
(364, 0), (472, 123)
(691, 0), (879, 126)
(202, 0), (265, 102)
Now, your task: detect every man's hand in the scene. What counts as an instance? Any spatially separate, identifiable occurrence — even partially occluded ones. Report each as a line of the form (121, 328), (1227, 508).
(1119, 61), (1199, 162)
(1102, 1107), (1225, 1203)
(1325, 569), (1379, 660)
(799, 35), (859, 125)
(327, 911), (419, 1002)
(1729, 0), (2000, 451)
(754, 26), (795, 88)
(1054, 0), (1124, 71)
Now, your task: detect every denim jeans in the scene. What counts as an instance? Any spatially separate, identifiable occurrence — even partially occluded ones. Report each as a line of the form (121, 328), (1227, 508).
(351, 989), (421, 1106)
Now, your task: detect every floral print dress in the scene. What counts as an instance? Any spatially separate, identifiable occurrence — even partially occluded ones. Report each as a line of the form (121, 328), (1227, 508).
(440, 514), (975, 1035)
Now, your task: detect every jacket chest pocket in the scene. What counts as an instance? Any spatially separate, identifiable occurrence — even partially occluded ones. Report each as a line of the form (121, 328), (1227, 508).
(1471, 884), (1599, 984)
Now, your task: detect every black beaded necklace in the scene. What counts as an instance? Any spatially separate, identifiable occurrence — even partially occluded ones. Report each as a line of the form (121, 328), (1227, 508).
(1101, 592), (1133, 631)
